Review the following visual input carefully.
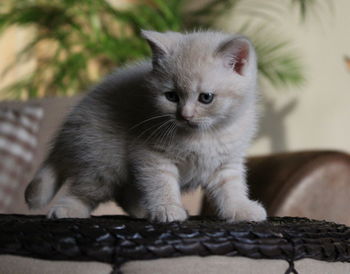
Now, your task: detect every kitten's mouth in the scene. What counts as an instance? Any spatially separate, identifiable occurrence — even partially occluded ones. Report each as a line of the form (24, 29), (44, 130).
(177, 120), (200, 130)
(186, 121), (200, 129)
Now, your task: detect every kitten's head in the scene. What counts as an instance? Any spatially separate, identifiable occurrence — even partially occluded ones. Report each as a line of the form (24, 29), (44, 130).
(143, 30), (257, 133)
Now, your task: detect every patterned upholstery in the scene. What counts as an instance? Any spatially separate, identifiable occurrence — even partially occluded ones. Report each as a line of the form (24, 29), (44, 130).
(0, 106), (43, 211)
(0, 215), (349, 273)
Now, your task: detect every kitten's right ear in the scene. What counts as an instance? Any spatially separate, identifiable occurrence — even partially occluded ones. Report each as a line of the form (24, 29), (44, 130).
(216, 36), (254, 76)
(141, 30), (182, 67)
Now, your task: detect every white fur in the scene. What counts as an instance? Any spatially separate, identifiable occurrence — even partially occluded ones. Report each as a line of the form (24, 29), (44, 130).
(48, 195), (91, 218)
(27, 30), (267, 223)
(26, 165), (57, 209)
(137, 30), (266, 222)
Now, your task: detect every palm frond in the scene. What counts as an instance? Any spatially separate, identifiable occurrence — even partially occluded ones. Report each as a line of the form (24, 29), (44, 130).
(243, 26), (305, 88)
(0, 0), (332, 98)
(290, 0), (334, 22)
(257, 46), (305, 88)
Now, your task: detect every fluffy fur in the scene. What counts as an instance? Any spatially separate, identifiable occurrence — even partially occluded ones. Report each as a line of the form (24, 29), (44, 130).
(25, 30), (267, 222)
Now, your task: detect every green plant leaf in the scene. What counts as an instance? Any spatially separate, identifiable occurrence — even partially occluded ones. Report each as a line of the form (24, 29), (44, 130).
(0, 0), (331, 98)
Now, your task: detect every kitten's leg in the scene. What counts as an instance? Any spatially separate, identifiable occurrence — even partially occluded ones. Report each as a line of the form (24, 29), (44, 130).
(133, 156), (187, 222)
(205, 163), (266, 222)
(48, 194), (93, 219)
(47, 177), (110, 219)
(115, 183), (147, 219)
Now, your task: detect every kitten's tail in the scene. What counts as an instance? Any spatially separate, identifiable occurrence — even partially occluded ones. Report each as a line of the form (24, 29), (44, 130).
(25, 164), (61, 209)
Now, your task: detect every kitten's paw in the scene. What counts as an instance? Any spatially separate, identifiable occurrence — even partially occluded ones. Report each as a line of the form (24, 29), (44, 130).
(235, 200), (267, 222)
(47, 197), (91, 219)
(224, 200), (267, 223)
(149, 204), (188, 223)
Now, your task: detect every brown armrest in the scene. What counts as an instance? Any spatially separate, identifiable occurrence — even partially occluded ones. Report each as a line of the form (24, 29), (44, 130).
(202, 150), (350, 225)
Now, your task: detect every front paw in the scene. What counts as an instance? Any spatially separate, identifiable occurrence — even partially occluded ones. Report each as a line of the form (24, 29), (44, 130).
(223, 200), (267, 223)
(47, 197), (91, 219)
(148, 204), (188, 223)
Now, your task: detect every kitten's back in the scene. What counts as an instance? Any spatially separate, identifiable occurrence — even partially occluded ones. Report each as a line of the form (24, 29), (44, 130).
(25, 61), (153, 209)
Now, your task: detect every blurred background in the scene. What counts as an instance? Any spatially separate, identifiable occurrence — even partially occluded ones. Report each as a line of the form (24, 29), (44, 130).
(1, 0), (350, 224)
(0, 0), (348, 156)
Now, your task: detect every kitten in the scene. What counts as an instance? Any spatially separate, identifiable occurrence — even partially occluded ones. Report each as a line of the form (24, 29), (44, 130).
(25, 30), (267, 222)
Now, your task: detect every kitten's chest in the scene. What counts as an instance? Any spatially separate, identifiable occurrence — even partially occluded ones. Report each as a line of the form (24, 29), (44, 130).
(170, 138), (231, 187)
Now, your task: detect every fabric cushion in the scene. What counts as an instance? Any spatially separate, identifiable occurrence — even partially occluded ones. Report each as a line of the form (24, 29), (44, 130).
(0, 105), (43, 212)
(0, 255), (349, 274)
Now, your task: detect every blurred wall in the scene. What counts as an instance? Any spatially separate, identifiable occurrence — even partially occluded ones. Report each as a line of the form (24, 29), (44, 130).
(1, 0), (349, 155)
(0, 27), (35, 100)
(220, 0), (350, 155)
(280, 0), (350, 155)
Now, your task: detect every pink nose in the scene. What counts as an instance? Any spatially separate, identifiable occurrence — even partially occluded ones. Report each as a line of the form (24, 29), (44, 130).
(179, 105), (195, 121)
(180, 113), (194, 121)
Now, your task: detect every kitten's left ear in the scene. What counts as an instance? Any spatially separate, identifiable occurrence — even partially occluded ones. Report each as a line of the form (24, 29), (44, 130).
(141, 30), (182, 66)
(216, 36), (253, 76)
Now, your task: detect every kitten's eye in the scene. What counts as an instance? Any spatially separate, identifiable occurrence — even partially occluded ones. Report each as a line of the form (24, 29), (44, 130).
(165, 91), (179, 103)
(198, 93), (214, 104)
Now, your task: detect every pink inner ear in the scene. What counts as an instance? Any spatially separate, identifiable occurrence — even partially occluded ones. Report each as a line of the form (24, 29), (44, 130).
(233, 45), (249, 76)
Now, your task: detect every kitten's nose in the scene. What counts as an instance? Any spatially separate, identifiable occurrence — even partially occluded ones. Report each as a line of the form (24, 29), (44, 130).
(179, 107), (194, 121)
(180, 113), (194, 121)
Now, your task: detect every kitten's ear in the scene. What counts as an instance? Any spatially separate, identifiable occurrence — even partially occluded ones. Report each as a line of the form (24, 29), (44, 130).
(141, 30), (182, 66)
(216, 36), (253, 76)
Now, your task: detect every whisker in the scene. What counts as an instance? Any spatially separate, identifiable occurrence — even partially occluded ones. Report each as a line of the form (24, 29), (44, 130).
(168, 123), (177, 146)
(165, 122), (177, 149)
(157, 121), (172, 147)
(129, 114), (171, 131)
(161, 121), (176, 147)
(133, 122), (161, 142)
(143, 119), (173, 145)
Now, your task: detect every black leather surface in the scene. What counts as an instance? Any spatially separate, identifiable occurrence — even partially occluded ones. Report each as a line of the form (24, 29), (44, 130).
(0, 215), (349, 268)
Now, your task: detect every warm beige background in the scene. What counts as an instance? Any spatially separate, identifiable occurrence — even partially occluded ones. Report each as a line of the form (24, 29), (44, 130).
(0, 26), (35, 100)
(0, 0), (349, 155)
(220, 0), (350, 155)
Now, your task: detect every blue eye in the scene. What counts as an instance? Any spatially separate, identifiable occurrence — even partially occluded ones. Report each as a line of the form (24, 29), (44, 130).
(198, 93), (214, 104)
(165, 91), (179, 103)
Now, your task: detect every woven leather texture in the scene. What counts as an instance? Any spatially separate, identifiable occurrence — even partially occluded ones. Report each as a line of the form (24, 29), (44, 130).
(0, 215), (349, 267)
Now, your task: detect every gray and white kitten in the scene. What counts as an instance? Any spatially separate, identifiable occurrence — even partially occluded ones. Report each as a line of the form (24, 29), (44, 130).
(25, 30), (267, 222)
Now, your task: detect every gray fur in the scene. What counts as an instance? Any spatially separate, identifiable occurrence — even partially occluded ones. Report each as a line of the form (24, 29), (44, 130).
(25, 30), (266, 222)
